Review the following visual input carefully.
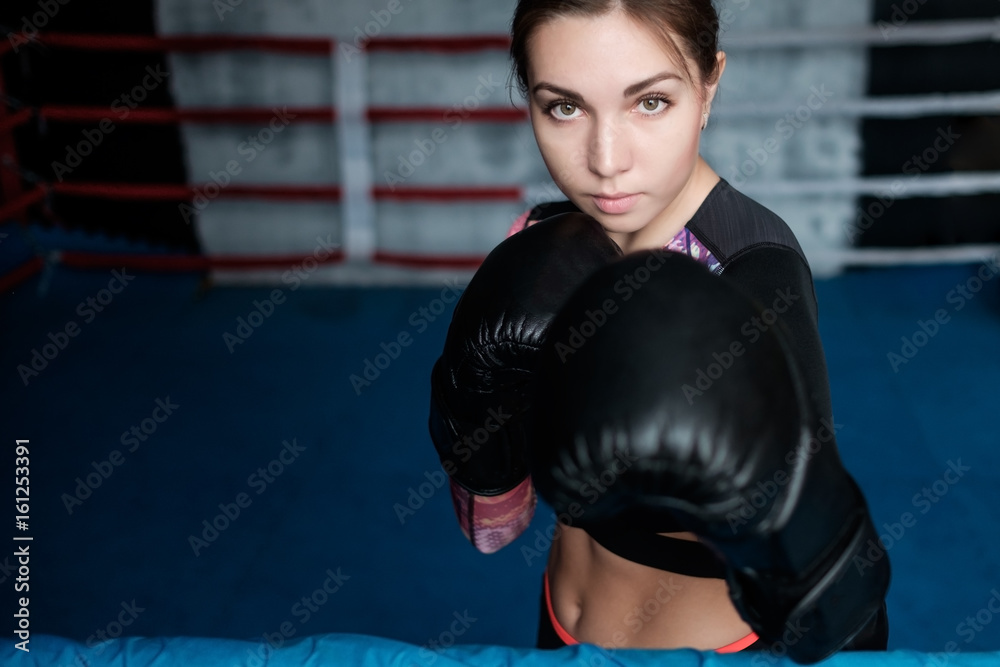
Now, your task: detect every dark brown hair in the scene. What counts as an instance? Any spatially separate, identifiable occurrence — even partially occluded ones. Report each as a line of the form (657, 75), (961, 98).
(509, 0), (721, 101)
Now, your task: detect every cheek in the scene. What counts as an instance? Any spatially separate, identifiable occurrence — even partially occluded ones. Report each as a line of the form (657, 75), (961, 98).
(533, 124), (586, 186)
(639, 117), (702, 173)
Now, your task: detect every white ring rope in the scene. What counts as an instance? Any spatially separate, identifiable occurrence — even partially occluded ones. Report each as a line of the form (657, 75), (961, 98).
(814, 244), (1000, 268)
(720, 18), (1000, 50)
(715, 90), (1000, 120)
(180, 18), (997, 280)
(736, 173), (1000, 199)
(336, 42), (376, 262)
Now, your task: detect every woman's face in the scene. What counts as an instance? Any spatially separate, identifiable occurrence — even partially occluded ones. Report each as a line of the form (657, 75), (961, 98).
(526, 11), (720, 245)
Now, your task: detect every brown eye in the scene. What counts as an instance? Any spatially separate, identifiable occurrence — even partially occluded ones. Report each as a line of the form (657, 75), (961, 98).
(641, 98), (664, 113)
(558, 102), (577, 116)
(548, 101), (581, 121)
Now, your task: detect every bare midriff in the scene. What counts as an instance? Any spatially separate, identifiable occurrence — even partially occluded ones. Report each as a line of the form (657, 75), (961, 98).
(546, 522), (755, 650)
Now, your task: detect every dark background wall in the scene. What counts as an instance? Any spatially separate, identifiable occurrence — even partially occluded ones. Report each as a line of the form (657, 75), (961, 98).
(861, 0), (1000, 246)
(0, 0), (197, 250)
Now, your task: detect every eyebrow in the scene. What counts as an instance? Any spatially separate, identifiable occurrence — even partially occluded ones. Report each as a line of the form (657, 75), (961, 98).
(622, 72), (682, 97)
(532, 71), (682, 101)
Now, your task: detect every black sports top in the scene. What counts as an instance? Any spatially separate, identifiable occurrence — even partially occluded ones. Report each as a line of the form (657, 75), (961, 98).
(525, 179), (832, 579)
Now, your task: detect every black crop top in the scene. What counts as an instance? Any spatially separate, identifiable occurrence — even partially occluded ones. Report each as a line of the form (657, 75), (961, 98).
(527, 179), (831, 579)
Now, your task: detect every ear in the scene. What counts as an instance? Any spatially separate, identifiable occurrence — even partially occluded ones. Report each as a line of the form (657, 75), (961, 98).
(703, 51), (727, 113)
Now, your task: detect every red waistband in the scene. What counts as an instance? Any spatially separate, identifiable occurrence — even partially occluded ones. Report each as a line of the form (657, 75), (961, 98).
(543, 571), (580, 646)
(543, 570), (759, 652)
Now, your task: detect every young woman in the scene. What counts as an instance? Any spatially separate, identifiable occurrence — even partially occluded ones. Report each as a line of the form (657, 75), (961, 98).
(429, 0), (889, 656)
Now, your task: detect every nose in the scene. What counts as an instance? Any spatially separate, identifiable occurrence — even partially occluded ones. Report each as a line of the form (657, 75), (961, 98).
(588, 117), (632, 178)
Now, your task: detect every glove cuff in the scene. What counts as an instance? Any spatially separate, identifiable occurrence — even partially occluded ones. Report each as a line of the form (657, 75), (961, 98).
(728, 507), (890, 663)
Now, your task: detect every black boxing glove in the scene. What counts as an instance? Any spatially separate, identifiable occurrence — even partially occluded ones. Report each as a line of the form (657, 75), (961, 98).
(530, 251), (890, 663)
(428, 213), (621, 496)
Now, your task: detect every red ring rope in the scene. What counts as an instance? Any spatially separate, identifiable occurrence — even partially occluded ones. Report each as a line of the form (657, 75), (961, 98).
(5, 182), (520, 204)
(0, 257), (45, 293)
(1, 32), (514, 55)
(0, 31), (522, 277)
(4, 105), (522, 128)
(3, 32), (334, 54)
(36, 106), (337, 125)
(59, 250), (345, 271)
(50, 182), (342, 203)
(367, 108), (525, 123)
(373, 186), (521, 202)
(0, 186), (46, 221)
(365, 36), (510, 53)
(2, 105), (526, 130)
(2, 181), (524, 212)
(0, 108), (33, 136)
(374, 250), (483, 269)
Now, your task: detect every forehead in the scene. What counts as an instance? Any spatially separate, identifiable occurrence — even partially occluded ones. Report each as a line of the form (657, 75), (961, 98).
(526, 12), (691, 88)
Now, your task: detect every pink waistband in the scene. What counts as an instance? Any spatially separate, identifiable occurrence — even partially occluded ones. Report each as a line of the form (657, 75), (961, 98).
(543, 570), (759, 652)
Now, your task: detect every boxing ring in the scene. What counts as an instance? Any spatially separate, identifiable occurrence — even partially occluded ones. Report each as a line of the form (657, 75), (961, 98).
(1, 6), (999, 666)
(3, 22), (999, 286)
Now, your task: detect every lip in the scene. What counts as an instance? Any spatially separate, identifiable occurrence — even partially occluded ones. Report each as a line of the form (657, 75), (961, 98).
(592, 193), (639, 215)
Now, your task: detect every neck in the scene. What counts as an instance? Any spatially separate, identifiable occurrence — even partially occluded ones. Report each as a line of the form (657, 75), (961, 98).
(608, 157), (720, 254)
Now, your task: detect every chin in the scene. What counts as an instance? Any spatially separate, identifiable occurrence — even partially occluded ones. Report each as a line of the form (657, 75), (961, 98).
(570, 200), (649, 236)
(592, 216), (645, 236)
